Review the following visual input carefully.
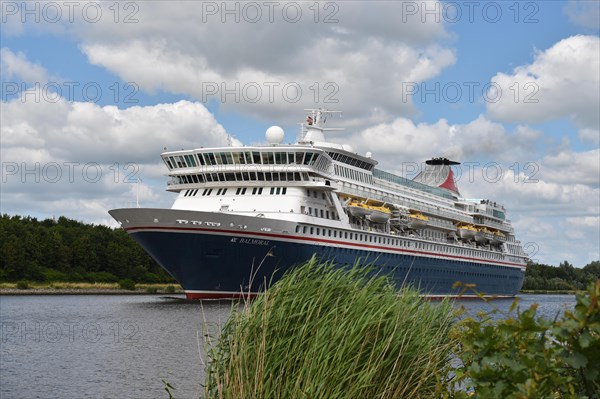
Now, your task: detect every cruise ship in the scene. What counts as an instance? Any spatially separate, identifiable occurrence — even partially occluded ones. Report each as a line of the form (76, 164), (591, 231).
(109, 109), (527, 299)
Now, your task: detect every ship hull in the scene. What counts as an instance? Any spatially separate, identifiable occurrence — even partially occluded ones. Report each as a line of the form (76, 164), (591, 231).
(110, 208), (525, 299)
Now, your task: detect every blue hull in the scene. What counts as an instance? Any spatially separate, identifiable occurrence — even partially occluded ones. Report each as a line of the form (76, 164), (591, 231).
(129, 228), (525, 299)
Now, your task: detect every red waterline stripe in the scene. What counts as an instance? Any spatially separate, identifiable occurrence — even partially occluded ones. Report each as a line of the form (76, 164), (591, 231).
(125, 225), (525, 268)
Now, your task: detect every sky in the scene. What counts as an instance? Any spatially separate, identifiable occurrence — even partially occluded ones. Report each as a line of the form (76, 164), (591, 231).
(1, 0), (599, 267)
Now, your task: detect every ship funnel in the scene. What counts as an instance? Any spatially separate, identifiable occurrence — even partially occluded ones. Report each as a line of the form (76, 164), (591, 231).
(412, 157), (461, 197)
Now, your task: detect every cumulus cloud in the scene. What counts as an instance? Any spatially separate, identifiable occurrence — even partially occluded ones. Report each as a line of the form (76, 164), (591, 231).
(564, 0), (600, 30)
(339, 114), (541, 165)
(1, 96), (235, 221)
(1, 97), (234, 163)
(42, 1), (453, 123)
(0, 47), (49, 82)
(487, 35), (600, 136)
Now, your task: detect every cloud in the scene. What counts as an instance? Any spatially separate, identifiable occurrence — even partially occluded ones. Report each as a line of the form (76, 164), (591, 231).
(1, 96), (234, 222)
(540, 149), (600, 187)
(60, 1), (454, 123)
(0, 47), (49, 82)
(578, 128), (600, 144)
(1, 97), (233, 163)
(339, 114), (541, 165)
(487, 35), (600, 135)
(564, 0), (600, 30)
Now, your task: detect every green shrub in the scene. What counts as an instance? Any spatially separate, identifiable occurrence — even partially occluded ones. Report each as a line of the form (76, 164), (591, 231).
(204, 258), (457, 399)
(440, 280), (600, 398)
(16, 280), (30, 290)
(165, 285), (175, 294)
(41, 268), (70, 282)
(118, 279), (136, 291)
(145, 287), (158, 294)
(86, 271), (119, 283)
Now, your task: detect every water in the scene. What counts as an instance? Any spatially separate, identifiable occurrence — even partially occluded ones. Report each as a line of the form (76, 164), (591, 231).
(0, 294), (576, 399)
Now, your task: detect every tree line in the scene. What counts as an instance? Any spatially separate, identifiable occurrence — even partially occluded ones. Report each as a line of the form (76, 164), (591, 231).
(0, 214), (173, 283)
(522, 260), (599, 291)
(0, 214), (598, 289)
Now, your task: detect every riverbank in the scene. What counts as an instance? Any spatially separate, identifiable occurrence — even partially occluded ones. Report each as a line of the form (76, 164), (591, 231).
(0, 282), (184, 295)
(0, 283), (580, 296)
(520, 289), (578, 295)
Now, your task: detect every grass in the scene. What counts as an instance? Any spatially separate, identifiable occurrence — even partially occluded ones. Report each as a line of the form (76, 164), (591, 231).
(203, 257), (458, 399)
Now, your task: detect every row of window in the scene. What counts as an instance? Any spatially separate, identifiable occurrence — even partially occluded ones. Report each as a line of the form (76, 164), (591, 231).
(373, 169), (455, 200)
(327, 151), (374, 171)
(164, 151), (321, 169)
(334, 164), (374, 185)
(172, 171), (312, 185)
(307, 189), (326, 200)
(183, 187), (291, 198)
(171, 172), (311, 184)
(303, 206), (339, 220)
(294, 225), (506, 261)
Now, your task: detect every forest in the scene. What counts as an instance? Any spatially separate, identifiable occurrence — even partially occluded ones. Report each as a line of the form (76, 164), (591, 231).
(0, 214), (172, 283)
(1, 214), (599, 289)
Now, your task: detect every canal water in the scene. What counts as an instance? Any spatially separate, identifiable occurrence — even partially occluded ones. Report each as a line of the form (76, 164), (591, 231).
(0, 294), (577, 399)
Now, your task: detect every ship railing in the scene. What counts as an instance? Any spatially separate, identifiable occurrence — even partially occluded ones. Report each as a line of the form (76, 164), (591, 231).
(340, 186), (473, 223)
(426, 218), (456, 230)
(477, 219), (514, 232)
(356, 187), (470, 222)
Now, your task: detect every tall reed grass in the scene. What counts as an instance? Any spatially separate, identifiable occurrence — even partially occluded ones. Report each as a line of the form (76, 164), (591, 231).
(204, 258), (457, 399)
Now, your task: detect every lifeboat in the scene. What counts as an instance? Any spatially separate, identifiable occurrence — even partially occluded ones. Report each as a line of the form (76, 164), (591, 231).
(346, 201), (371, 218)
(407, 210), (428, 229)
(457, 223), (477, 240)
(346, 200), (391, 223)
(489, 229), (506, 245)
(367, 206), (391, 223)
(475, 227), (493, 244)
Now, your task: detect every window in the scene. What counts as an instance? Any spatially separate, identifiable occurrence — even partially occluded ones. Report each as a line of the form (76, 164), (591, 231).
(275, 152), (286, 164)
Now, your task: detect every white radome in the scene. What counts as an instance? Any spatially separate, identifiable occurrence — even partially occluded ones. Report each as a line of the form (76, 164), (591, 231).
(265, 126), (285, 145)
